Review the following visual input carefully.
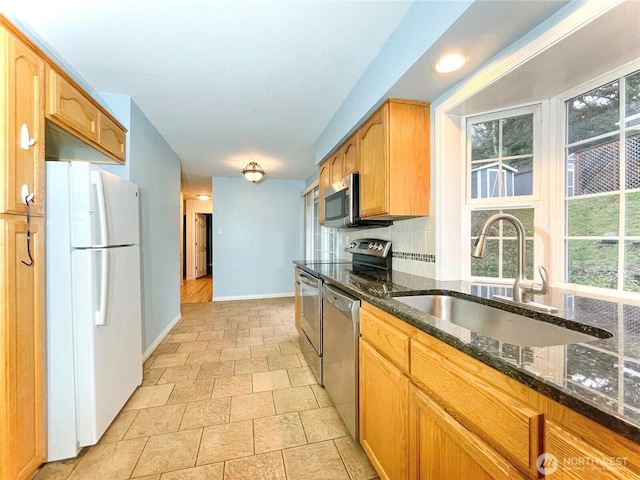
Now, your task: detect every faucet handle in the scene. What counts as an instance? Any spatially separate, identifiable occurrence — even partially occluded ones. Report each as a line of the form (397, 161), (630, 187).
(532, 266), (549, 295)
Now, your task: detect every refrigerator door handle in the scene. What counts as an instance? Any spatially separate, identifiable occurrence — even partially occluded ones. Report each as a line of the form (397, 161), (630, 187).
(95, 250), (109, 326)
(91, 170), (109, 246)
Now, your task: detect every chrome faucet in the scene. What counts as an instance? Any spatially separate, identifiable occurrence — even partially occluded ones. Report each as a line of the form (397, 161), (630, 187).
(472, 213), (558, 313)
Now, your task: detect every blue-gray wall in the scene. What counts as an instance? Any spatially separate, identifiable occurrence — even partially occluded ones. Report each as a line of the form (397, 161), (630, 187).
(212, 177), (304, 300)
(315, 0), (472, 162)
(100, 94), (182, 353)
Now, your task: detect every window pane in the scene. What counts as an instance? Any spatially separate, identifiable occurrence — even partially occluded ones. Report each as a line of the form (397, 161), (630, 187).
(627, 192), (640, 235)
(471, 209), (534, 238)
(502, 114), (533, 156)
(568, 136), (620, 195)
(567, 195), (619, 236)
(471, 120), (499, 160)
(503, 157), (533, 196)
(567, 240), (618, 289)
(627, 131), (640, 190)
(471, 209), (534, 279)
(626, 70), (640, 119)
(624, 241), (640, 292)
(502, 239), (534, 279)
(567, 80), (619, 144)
(471, 238), (499, 277)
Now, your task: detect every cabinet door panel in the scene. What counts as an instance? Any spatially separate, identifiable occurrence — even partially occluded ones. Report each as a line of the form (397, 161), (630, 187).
(410, 384), (525, 480)
(545, 421), (640, 480)
(329, 152), (343, 184)
(1, 31), (45, 217)
(342, 134), (359, 175)
(360, 308), (410, 373)
(318, 162), (330, 225)
(0, 215), (46, 480)
(359, 105), (387, 217)
(411, 338), (543, 476)
(47, 68), (98, 141)
(98, 112), (126, 162)
(359, 338), (409, 480)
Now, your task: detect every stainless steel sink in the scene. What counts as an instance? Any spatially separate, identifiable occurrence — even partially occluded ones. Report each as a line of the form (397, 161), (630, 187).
(395, 294), (612, 347)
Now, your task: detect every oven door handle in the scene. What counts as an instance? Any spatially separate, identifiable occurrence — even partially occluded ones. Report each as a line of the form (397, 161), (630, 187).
(298, 271), (320, 288)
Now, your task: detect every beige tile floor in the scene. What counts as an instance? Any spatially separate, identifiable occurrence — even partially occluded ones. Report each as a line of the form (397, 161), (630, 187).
(34, 297), (379, 480)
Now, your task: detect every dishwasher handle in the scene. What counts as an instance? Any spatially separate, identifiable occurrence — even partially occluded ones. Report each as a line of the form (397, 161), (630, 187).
(296, 269), (320, 288)
(323, 283), (360, 319)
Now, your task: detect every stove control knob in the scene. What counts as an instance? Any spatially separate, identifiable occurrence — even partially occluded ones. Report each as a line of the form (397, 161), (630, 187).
(368, 244), (374, 249)
(349, 242), (357, 249)
(377, 244), (384, 251)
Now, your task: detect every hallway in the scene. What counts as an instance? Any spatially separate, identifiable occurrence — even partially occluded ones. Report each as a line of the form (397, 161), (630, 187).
(181, 275), (213, 304)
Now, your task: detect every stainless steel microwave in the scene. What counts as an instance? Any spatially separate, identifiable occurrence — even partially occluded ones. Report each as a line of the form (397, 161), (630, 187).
(323, 173), (391, 228)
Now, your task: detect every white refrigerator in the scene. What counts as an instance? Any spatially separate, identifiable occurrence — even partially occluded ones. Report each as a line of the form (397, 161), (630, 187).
(46, 161), (143, 461)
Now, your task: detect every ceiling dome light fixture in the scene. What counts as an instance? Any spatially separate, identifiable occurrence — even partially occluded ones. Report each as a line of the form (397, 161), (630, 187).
(242, 161), (266, 183)
(433, 53), (467, 73)
(197, 194), (211, 200)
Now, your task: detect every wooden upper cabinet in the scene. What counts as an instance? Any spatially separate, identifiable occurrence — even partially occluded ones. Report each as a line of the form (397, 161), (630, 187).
(359, 104), (388, 218)
(98, 112), (126, 161)
(47, 68), (98, 141)
(0, 25), (45, 217)
(318, 162), (330, 225)
(328, 151), (343, 184)
(359, 99), (430, 220)
(341, 132), (359, 175)
(46, 66), (126, 164)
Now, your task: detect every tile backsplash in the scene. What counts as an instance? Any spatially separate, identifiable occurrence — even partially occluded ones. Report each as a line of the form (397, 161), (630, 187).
(337, 215), (437, 278)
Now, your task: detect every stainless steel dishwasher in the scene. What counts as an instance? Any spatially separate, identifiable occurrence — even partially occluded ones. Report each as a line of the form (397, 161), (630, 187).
(322, 282), (360, 440)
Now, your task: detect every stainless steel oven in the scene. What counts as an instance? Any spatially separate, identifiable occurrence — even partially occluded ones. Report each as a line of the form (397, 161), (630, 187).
(295, 267), (323, 384)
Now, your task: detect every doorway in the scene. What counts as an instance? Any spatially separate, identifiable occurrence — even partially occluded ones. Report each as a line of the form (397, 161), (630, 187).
(181, 200), (212, 303)
(195, 213), (208, 279)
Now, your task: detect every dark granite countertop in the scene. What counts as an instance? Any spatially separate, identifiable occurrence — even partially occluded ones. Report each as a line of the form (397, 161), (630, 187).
(294, 260), (640, 445)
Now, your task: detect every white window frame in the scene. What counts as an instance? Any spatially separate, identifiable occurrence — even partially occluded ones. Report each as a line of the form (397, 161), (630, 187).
(463, 104), (550, 283)
(434, 0), (637, 301)
(550, 62), (640, 300)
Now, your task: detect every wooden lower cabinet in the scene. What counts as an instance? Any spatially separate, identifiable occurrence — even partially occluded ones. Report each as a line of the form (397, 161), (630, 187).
(359, 338), (409, 480)
(0, 214), (45, 480)
(545, 421), (640, 480)
(409, 384), (526, 480)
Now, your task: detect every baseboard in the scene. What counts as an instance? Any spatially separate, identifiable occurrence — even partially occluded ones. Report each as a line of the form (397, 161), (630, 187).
(213, 292), (294, 302)
(142, 312), (182, 361)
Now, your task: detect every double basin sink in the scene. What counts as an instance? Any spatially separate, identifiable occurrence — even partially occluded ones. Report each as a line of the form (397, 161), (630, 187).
(394, 294), (612, 347)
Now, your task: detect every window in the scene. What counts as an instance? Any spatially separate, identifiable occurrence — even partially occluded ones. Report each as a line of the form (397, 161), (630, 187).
(303, 184), (342, 261)
(564, 70), (640, 293)
(463, 68), (640, 296)
(303, 186), (318, 261)
(466, 107), (540, 281)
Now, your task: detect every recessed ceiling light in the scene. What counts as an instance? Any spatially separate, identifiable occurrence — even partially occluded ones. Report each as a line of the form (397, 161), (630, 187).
(197, 195), (211, 200)
(433, 53), (467, 73)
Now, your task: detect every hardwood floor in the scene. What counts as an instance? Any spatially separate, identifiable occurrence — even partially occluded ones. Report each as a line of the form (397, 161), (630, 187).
(181, 274), (213, 304)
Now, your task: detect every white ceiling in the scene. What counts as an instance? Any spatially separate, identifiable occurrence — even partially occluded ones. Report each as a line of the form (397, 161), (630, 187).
(4, 0), (575, 197)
